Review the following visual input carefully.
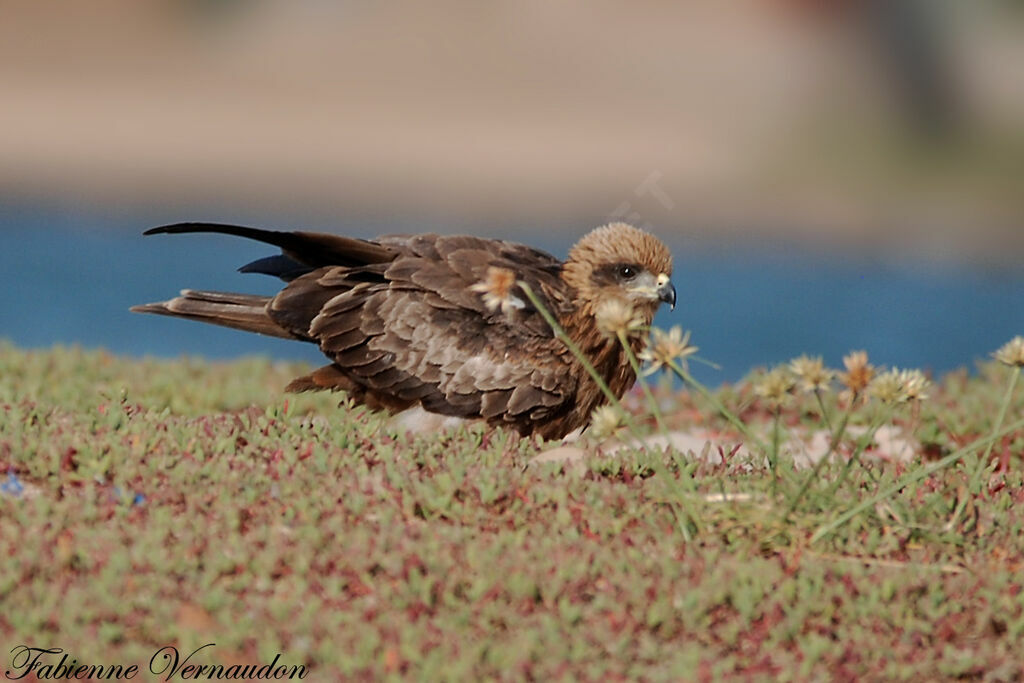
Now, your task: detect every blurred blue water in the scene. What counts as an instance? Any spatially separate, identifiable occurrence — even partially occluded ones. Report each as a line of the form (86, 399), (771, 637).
(2, 202), (1021, 385)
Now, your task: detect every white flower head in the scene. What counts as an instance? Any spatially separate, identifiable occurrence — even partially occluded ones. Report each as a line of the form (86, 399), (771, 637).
(868, 369), (908, 404)
(639, 325), (698, 376)
(899, 368), (930, 402)
(595, 299), (644, 338)
(754, 366), (795, 408)
(994, 337), (1024, 368)
(789, 355), (833, 394)
(589, 405), (625, 440)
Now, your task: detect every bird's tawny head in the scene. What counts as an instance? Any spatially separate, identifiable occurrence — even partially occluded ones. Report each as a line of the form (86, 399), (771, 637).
(562, 222), (675, 318)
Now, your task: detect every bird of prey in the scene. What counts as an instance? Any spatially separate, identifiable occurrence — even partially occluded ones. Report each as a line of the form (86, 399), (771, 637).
(132, 222), (675, 439)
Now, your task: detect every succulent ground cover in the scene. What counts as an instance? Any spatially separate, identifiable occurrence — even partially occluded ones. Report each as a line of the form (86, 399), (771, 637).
(2, 341), (1023, 680)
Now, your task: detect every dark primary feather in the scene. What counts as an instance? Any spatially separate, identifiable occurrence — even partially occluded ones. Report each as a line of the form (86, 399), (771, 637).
(145, 222), (397, 270)
(238, 254), (312, 282)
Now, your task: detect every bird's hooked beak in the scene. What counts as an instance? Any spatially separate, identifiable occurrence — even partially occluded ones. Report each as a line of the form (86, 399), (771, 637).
(656, 273), (676, 310)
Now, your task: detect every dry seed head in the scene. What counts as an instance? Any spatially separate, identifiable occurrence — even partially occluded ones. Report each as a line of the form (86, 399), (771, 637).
(595, 298), (644, 338)
(789, 355), (834, 394)
(640, 325), (698, 376)
(839, 350), (874, 394)
(470, 266), (524, 315)
(993, 336), (1024, 368)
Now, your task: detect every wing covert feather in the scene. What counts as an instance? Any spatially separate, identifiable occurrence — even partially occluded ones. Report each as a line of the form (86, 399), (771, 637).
(290, 233), (578, 425)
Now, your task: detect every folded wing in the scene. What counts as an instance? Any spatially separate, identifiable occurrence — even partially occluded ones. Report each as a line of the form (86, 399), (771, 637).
(273, 233), (580, 432)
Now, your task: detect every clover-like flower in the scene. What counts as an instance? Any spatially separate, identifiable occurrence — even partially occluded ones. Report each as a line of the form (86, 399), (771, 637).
(595, 299), (644, 339)
(993, 336), (1024, 368)
(754, 366), (795, 408)
(589, 404), (625, 440)
(838, 350), (875, 395)
(789, 355), (834, 394)
(470, 266), (524, 315)
(639, 325), (698, 376)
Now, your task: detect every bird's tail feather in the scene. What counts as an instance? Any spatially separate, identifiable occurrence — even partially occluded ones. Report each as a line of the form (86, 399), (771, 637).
(131, 290), (298, 340)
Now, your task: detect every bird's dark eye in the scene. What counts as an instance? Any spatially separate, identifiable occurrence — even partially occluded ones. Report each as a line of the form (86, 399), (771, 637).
(618, 265), (637, 280)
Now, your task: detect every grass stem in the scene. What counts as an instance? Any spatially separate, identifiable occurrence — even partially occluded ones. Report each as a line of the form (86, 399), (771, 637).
(814, 390), (833, 433)
(782, 397), (856, 519)
(948, 365), (1020, 529)
(810, 415), (1024, 544)
(616, 329), (668, 436)
(769, 407), (781, 494)
(518, 282), (643, 440)
(668, 360), (766, 453)
(828, 409), (892, 497)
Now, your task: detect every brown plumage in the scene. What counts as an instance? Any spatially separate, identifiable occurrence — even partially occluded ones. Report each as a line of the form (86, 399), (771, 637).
(132, 222), (676, 439)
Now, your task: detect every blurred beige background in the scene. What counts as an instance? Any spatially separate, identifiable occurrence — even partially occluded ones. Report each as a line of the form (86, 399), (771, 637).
(2, 0), (1022, 261)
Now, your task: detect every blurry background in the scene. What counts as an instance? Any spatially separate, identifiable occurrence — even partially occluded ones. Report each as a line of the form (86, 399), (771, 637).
(2, 0), (1022, 383)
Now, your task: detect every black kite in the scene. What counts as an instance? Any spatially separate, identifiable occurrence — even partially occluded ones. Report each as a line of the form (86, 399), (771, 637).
(132, 222), (675, 439)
